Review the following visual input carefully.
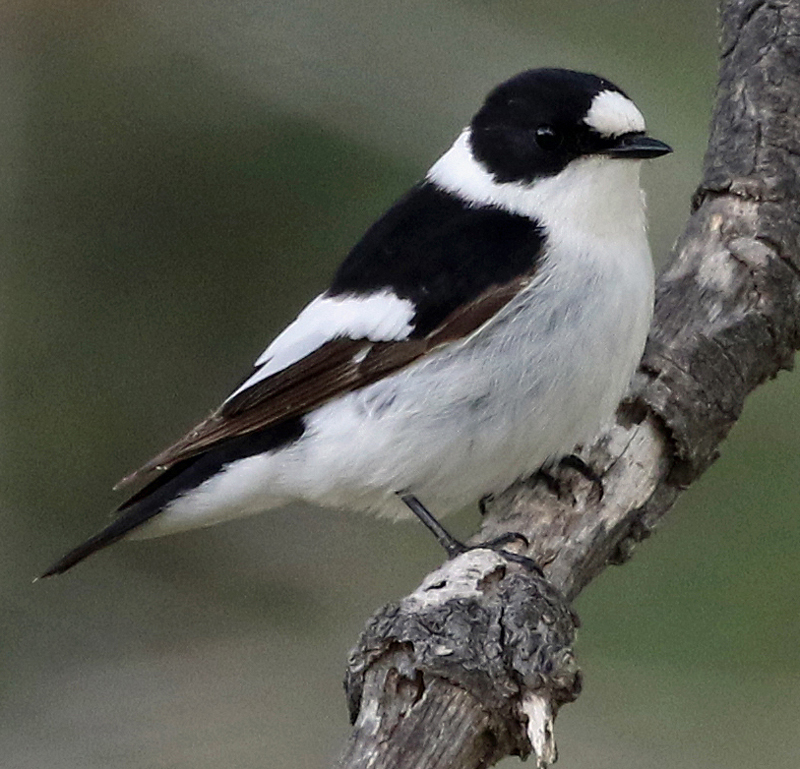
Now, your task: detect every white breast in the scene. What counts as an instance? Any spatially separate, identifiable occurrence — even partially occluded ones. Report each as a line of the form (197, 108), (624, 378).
(268, 154), (654, 516)
(143, 149), (655, 535)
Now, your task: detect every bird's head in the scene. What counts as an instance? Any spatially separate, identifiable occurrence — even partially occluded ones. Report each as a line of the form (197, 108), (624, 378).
(468, 68), (671, 184)
(427, 68), (672, 238)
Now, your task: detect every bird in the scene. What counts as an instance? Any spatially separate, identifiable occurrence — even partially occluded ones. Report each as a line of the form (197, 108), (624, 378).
(41, 68), (671, 578)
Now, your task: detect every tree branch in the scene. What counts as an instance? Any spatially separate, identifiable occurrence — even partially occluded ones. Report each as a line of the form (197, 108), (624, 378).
(332, 1), (800, 766)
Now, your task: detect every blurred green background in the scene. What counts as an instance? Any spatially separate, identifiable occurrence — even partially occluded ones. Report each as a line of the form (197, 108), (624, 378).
(2, 1), (798, 767)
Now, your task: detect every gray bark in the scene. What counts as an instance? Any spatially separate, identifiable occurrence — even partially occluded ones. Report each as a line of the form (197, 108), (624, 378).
(332, 1), (800, 767)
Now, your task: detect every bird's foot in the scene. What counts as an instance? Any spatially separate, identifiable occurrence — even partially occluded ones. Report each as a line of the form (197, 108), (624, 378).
(560, 454), (604, 499)
(398, 493), (542, 575)
(535, 454), (603, 502)
(477, 532), (543, 575)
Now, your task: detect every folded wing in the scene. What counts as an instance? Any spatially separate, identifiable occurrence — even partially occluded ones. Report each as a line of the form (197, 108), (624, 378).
(116, 274), (534, 489)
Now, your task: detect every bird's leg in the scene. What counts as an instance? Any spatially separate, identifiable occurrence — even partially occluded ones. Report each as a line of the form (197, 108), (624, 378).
(399, 493), (466, 558)
(398, 493), (543, 575)
(560, 454), (604, 499)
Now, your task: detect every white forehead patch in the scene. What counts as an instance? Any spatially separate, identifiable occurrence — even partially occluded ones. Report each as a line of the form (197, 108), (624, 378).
(584, 90), (645, 137)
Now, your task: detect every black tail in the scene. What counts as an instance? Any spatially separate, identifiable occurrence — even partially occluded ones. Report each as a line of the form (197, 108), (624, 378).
(39, 508), (157, 577)
(39, 416), (306, 578)
(39, 457), (201, 577)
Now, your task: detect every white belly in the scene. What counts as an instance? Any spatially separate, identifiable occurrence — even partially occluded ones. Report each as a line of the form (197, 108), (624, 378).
(141, 155), (655, 535)
(262, 238), (654, 518)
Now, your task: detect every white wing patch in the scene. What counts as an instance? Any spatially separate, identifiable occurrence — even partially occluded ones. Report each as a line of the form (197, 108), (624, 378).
(583, 90), (645, 137)
(225, 291), (416, 403)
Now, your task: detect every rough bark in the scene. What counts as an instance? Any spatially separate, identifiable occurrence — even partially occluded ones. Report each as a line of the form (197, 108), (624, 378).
(333, 2), (800, 767)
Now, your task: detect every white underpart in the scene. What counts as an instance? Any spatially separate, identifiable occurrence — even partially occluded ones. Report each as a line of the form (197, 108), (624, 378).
(226, 290), (415, 402)
(583, 89), (645, 136)
(138, 128), (655, 536)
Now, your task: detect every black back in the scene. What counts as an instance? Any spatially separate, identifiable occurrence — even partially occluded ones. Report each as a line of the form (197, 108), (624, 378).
(330, 69), (638, 333)
(330, 183), (545, 337)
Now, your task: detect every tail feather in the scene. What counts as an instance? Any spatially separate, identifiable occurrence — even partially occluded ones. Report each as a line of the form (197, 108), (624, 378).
(39, 506), (160, 577)
(39, 416), (306, 578)
(39, 458), (198, 578)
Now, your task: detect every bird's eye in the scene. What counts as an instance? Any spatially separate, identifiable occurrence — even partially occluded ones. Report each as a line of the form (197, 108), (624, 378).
(535, 125), (561, 151)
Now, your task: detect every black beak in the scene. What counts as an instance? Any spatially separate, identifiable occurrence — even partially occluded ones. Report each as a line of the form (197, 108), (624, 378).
(604, 132), (672, 159)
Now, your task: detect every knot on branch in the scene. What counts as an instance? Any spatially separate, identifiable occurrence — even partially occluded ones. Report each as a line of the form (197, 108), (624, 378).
(638, 193), (800, 486)
(342, 550), (579, 769)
